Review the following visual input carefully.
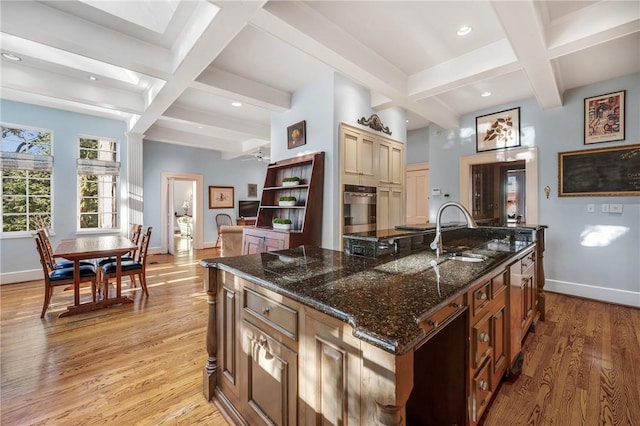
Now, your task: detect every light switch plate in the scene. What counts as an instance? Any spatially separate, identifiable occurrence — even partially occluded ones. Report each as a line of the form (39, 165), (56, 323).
(610, 204), (623, 213)
(602, 204), (610, 213)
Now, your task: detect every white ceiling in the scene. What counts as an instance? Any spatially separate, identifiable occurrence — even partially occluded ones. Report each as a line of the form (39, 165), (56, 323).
(1, 1), (638, 159)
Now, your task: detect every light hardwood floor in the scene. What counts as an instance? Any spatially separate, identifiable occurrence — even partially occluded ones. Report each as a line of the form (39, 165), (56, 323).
(1, 245), (638, 425)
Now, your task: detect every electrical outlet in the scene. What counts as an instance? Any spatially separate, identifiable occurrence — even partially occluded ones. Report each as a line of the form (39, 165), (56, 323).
(601, 204), (610, 213)
(610, 204), (623, 214)
(587, 204), (594, 213)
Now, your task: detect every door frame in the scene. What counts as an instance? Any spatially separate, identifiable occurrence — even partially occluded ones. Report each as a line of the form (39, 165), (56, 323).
(459, 147), (538, 224)
(161, 172), (204, 252)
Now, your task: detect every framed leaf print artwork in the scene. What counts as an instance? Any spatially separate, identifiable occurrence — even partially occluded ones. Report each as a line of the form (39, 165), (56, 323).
(476, 107), (521, 152)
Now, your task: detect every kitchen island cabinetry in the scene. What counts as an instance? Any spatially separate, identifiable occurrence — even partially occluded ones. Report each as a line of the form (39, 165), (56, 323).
(202, 226), (545, 425)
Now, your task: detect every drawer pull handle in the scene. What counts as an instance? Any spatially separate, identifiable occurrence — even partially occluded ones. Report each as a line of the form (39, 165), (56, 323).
(426, 319), (439, 328)
(262, 307), (271, 315)
(479, 380), (488, 391)
(476, 292), (487, 301)
(479, 332), (490, 343)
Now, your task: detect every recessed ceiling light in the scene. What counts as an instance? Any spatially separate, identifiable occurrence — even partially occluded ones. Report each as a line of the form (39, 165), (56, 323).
(481, 91), (492, 97)
(406, 119), (409, 123)
(197, 126), (204, 129)
(457, 26), (472, 36)
(231, 102), (242, 107)
(88, 75), (98, 81)
(2, 52), (22, 61)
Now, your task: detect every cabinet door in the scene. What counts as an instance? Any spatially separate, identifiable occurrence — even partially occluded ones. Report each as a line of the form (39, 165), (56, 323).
(389, 187), (403, 229)
(303, 315), (361, 425)
(342, 129), (375, 186)
(243, 321), (298, 426)
(377, 187), (390, 231)
(219, 286), (241, 399)
(243, 233), (263, 255)
(490, 305), (508, 385)
(390, 144), (403, 185)
(378, 141), (391, 184)
(406, 167), (429, 224)
(263, 234), (287, 252)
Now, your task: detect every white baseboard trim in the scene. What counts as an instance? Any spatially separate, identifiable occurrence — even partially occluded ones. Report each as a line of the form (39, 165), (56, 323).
(545, 279), (640, 308)
(1, 269), (41, 285)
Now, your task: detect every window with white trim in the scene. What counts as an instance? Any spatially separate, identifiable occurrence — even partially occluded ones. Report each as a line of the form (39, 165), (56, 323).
(77, 136), (120, 230)
(0, 124), (53, 234)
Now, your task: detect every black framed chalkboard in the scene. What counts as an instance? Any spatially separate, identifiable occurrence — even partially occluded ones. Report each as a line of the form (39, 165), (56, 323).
(559, 144), (640, 196)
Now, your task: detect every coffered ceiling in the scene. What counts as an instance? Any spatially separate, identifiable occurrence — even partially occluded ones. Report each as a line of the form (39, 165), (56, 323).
(1, 1), (638, 160)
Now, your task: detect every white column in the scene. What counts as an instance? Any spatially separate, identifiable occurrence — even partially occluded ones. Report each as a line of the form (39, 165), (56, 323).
(126, 132), (144, 232)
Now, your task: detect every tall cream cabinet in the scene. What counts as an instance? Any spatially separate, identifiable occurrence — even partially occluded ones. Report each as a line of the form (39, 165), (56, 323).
(340, 123), (405, 232)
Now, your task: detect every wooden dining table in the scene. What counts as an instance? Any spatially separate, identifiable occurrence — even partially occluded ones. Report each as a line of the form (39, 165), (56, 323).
(53, 235), (137, 317)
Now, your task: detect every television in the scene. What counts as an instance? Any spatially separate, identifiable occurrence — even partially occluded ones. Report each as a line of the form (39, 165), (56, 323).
(238, 200), (259, 218)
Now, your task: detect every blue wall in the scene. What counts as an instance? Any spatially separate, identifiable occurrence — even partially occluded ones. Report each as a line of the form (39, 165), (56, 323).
(142, 141), (268, 248)
(407, 127), (430, 164)
(0, 100), (127, 280)
(428, 72), (640, 303)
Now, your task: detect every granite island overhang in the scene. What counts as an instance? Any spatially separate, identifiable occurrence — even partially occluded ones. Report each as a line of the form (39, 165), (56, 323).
(199, 225), (546, 425)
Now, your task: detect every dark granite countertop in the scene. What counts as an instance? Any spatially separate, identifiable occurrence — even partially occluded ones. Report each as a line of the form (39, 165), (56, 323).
(200, 230), (538, 355)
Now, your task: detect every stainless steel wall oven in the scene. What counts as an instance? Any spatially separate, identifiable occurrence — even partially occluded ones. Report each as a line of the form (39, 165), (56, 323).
(343, 185), (376, 233)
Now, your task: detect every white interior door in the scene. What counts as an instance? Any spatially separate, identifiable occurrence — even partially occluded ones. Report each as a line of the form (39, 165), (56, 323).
(168, 178), (175, 255)
(406, 163), (429, 224)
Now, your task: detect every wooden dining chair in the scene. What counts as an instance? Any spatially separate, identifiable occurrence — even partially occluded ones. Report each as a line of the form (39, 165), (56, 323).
(96, 223), (143, 267)
(100, 226), (152, 297)
(36, 229), (93, 270)
(34, 235), (98, 318)
(215, 214), (233, 247)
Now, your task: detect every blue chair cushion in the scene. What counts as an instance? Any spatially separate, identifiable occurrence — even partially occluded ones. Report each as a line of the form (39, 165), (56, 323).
(54, 260), (95, 270)
(101, 260), (142, 275)
(95, 256), (134, 267)
(49, 265), (96, 281)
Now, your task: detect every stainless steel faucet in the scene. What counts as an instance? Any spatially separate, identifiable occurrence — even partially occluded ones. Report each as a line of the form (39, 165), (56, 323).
(430, 202), (478, 258)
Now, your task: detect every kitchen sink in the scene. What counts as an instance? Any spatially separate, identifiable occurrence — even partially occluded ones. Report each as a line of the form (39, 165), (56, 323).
(446, 252), (487, 262)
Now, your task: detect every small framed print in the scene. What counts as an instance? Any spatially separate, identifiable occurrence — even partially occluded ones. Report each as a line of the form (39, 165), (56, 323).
(584, 90), (625, 145)
(209, 186), (234, 209)
(476, 107), (521, 152)
(287, 120), (306, 149)
(247, 183), (257, 198)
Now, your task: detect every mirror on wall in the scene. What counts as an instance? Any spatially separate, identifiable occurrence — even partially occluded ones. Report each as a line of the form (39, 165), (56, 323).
(471, 160), (526, 225)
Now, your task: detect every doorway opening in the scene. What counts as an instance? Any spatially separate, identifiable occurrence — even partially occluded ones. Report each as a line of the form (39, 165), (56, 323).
(459, 147), (538, 225)
(471, 160), (526, 225)
(160, 172), (204, 255)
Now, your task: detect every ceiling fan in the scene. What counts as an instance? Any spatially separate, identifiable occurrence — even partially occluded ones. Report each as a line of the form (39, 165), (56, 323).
(242, 148), (271, 162)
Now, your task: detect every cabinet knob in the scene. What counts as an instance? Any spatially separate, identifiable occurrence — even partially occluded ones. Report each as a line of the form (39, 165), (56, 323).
(479, 380), (488, 391)
(450, 302), (461, 309)
(258, 337), (267, 347)
(426, 319), (439, 328)
(476, 291), (487, 301)
(262, 307), (271, 315)
(479, 332), (490, 343)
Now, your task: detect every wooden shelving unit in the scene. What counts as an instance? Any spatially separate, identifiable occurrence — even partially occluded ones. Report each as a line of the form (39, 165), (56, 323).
(242, 152), (324, 254)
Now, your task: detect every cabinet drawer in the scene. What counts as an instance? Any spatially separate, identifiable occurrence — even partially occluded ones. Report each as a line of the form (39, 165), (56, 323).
(520, 250), (535, 274)
(472, 358), (493, 422)
(418, 295), (465, 337)
(472, 281), (491, 318)
(491, 271), (507, 298)
(244, 288), (298, 340)
(472, 312), (492, 369)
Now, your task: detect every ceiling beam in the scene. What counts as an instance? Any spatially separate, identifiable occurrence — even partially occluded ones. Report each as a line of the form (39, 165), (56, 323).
(491, 0), (563, 109)
(130, 1), (267, 134)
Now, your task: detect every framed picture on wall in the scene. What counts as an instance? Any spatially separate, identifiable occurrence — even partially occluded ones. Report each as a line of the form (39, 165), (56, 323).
(476, 107), (521, 152)
(287, 120), (306, 149)
(584, 90), (625, 145)
(247, 183), (257, 198)
(209, 186), (234, 209)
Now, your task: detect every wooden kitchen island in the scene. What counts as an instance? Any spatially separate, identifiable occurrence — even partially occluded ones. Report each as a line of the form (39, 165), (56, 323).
(200, 226), (545, 425)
